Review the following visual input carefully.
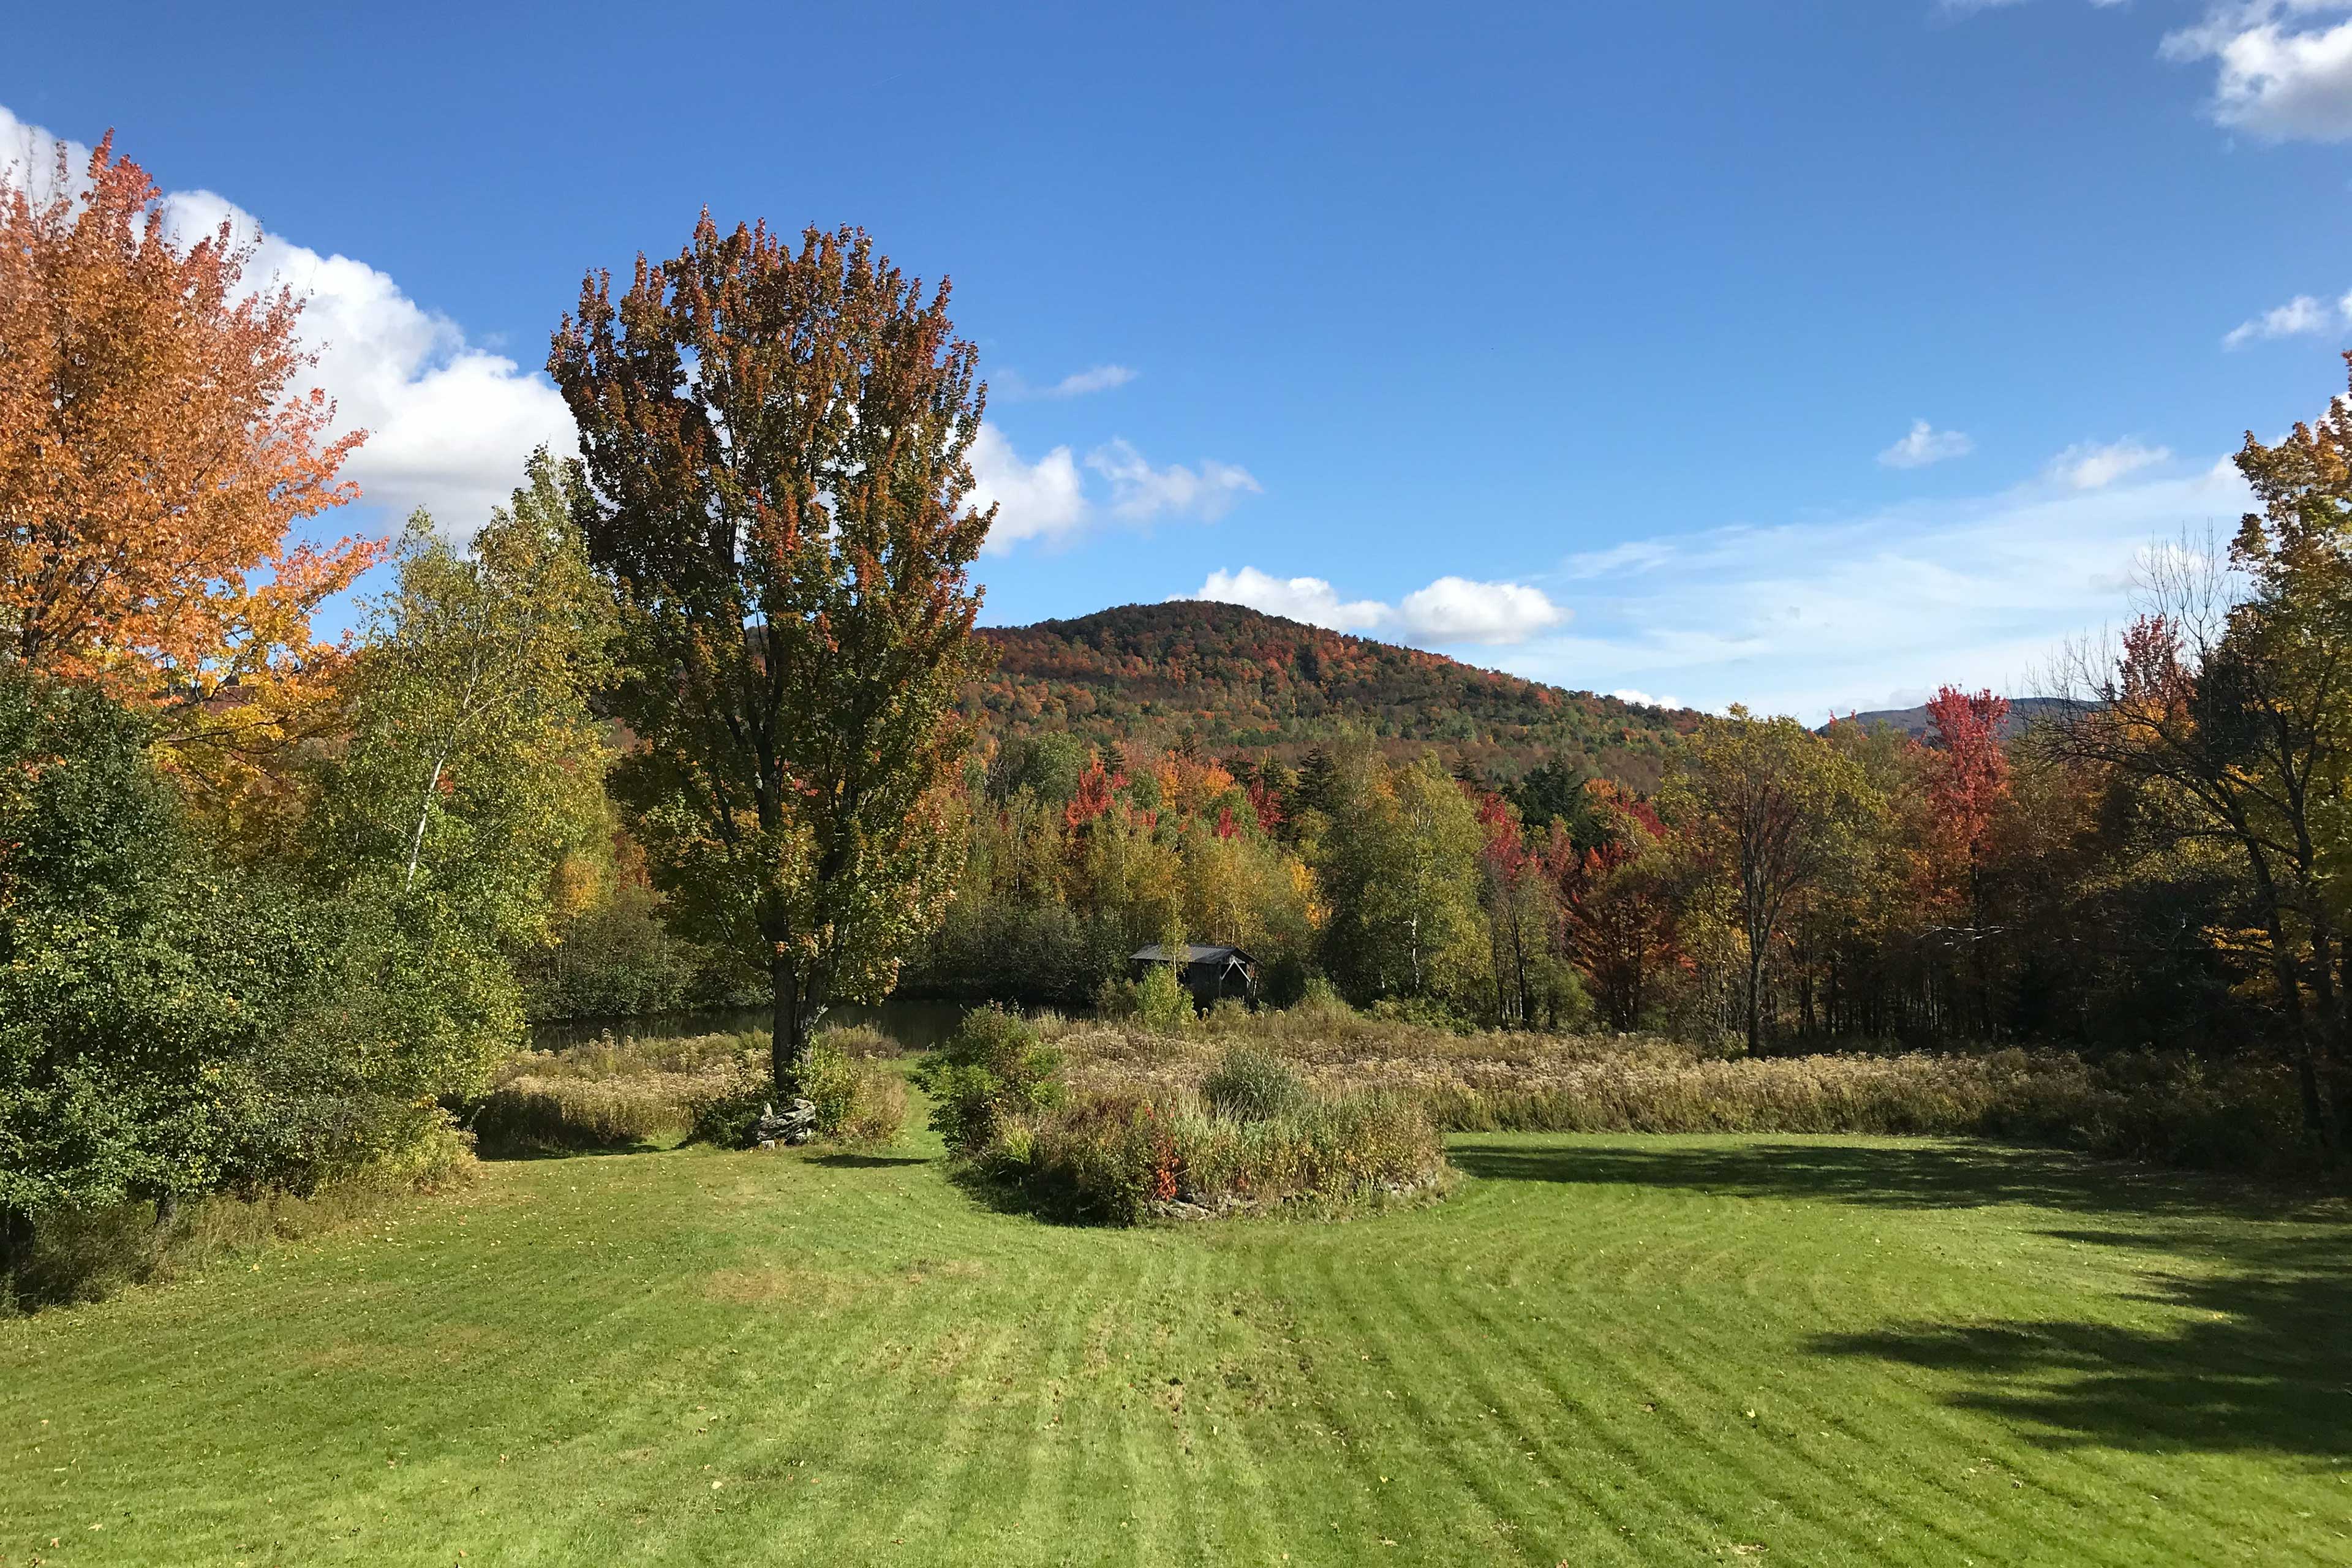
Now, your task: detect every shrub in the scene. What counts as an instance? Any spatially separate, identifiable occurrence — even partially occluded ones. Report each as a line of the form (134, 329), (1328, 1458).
(1000, 1085), (1447, 1224)
(1202, 1045), (1308, 1122)
(797, 1038), (910, 1147)
(914, 1006), (1065, 1153)
(1093, 974), (1143, 1020)
(1134, 964), (1196, 1033)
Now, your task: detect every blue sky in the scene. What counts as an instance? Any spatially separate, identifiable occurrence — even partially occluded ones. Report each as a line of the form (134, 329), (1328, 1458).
(8, 0), (2352, 717)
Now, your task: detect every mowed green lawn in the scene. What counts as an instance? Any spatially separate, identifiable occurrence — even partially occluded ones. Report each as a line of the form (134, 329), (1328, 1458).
(4, 1127), (2348, 1567)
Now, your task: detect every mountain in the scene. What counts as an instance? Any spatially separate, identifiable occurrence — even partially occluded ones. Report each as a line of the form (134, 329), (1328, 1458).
(968, 601), (1698, 789)
(1835, 695), (2084, 741)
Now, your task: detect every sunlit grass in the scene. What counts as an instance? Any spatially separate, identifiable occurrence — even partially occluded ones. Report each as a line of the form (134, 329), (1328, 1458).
(3, 1121), (2346, 1566)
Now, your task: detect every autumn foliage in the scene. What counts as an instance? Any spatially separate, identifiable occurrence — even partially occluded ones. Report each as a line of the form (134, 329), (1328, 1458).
(0, 132), (377, 794)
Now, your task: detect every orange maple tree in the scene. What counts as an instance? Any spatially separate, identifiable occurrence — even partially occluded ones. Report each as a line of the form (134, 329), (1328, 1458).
(0, 132), (378, 797)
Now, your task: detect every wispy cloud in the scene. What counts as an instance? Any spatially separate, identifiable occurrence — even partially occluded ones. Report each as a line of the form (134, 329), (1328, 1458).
(1087, 439), (1261, 522)
(1175, 568), (1567, 647)
(1488, 458), (2254, 720)
(2048, 437), (2171, 489)
(1878, 419), (1975, 469)
(2222, 287), (2352, 347)
(997, 363), (1139, 401)
(971, 432), (1259, 552)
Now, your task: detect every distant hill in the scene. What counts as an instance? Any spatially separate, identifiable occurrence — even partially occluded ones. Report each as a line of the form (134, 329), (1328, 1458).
(969, 601), (1698, 789)
(1834, 695), (2084, 741)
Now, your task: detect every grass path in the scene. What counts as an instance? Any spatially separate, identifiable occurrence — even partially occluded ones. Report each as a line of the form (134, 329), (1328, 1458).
(4, 1128), (2348, 1566)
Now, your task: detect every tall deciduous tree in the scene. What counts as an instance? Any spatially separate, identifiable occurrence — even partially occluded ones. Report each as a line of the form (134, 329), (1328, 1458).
(1672, 708), (1880, 1054)
(0, 132), (376, 811)
(315, 449), (613, 949)
(1556, 779), (1680, 1031)
(1312, 745), (1487, 1003)
(551, 219), (992, 1087)
(1922, 687), (2011, 1034)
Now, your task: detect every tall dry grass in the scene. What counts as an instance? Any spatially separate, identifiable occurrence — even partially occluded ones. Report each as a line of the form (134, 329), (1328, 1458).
(469, 1030), (766, 1152)
(1032, 1008), (2313, 1176)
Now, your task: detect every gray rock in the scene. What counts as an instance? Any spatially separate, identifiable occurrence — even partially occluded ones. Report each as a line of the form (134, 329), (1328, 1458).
(750, 1098), (818, 1148)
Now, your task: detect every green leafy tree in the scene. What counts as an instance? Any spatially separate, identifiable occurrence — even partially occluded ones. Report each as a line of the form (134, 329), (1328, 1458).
(307, 451), (615, 1103)
(1668, 707), (1882, 1054)
(1314, 747), (1488, 1003)
(318, 449), (613, 940)
(0, 671), (326, 1273)
(551, 220), (993, 1088)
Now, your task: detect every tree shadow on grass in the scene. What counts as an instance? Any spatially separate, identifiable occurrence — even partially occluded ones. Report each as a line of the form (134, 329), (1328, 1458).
(1451, 1137), (2352, 1458)
(1447, 1137), (2316, 1219)
(475, 1139), (678, 1162)
(1811, 1224), (2352, 1458)
(807, 1153), (932, 1169)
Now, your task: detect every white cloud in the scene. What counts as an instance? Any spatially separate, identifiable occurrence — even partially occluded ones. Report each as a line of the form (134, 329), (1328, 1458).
(2048, 437), (2171, 489)
(1878, 419), (1974, 469)
(1177, 568), (1392, 633)
(1000, 364), (1137, 400)
(1609, 688), (1684, 709)
(1174, 569), (1567, 647)
(2221, 288), (2351, 346)
(1490, 459), (2257, 722)
(1395, 577), (1569, 644)
(971, 429), (1260, 553)
(0, 106), (574, 535)
(1086, 439), (1262, 521)
(2164, 2), (2352, 141)
(969, 424), (1088, 551)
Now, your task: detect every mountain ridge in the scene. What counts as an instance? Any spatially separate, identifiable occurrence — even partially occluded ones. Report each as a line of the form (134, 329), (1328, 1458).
(968, 601), (1697, 788)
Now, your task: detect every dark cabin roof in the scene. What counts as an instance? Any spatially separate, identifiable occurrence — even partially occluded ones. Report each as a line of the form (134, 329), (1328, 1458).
(1133, 944), (1256, 965)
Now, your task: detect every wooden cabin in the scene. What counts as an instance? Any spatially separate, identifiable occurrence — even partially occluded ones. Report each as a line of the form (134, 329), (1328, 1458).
(1131, 944), (1260, 1005)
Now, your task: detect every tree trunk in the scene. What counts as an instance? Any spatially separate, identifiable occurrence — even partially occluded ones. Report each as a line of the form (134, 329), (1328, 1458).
(0, 1205), (29, 1290)
(770, 954), (807, 1094)
(1744, 944), (1765, 1057)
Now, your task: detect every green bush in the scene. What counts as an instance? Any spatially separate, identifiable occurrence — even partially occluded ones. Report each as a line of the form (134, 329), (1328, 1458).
(1202, 1044), (1308, 1121)
(1093, 974), (1144, 1019)
(1135, 963), (1195, 1033)
(796, 1038), (910, 1147)
(914, 1006), (1065, 1153)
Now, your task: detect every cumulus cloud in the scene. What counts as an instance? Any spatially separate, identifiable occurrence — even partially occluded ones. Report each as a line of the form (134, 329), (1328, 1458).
(2163, 2), (2352, 141)
(2048, 437), (2171, 489)
(1178, 568), (1392, 633)
(1174, 569), (1567, 647)
(1878, 419), (1974, 469)
(1, 105), (574, 535)
(999, 364), (1138, 400)
(1395, 577), (1569, 644)
(1489, 459), (2256, 721)
(969, 424), (1089, 550)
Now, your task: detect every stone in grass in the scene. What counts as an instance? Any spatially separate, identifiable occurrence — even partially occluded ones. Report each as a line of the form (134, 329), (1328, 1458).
(752, 1099), (818, 1148)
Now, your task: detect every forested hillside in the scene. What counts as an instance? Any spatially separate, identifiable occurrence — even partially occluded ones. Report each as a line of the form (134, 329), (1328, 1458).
(970, 601), (1694, 788)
